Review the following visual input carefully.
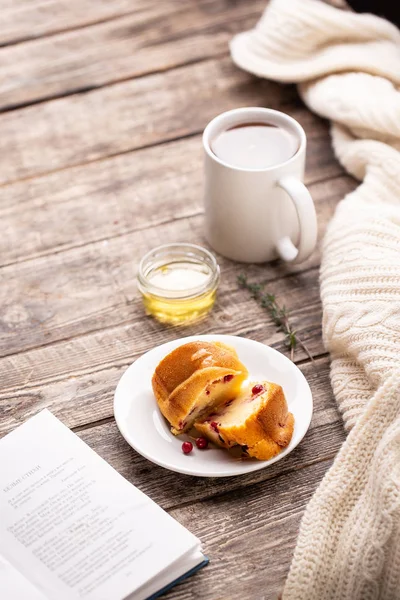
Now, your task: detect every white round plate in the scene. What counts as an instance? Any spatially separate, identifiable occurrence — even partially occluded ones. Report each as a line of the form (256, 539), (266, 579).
(114, 335), (313, 477)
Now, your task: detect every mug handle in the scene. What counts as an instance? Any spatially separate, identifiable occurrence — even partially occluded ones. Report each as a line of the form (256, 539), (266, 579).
(275, 175), (318, 263)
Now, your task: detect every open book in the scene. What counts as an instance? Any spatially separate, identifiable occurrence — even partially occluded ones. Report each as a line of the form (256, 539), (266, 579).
(0, 410), (207, 600)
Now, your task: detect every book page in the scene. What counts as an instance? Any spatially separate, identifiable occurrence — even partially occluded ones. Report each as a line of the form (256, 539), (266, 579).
(0, 410), (199, 600)
(0, 556), (47, 600)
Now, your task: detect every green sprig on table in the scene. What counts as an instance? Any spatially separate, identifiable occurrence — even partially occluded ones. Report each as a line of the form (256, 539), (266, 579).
(238, 274), (313, 363)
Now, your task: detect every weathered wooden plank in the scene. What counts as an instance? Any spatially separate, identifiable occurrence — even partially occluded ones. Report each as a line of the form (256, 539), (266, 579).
(0, 0), (264, 108)
(0, 56), (304, 186)
(0, 0), (344, 48)
(0, 131), (349, 268)
(0, 173), (355, 360)
(0, 0), (151, 46)
(166, 459), (334, 600)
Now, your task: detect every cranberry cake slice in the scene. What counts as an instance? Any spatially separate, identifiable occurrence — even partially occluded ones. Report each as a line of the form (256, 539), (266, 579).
(195, 381), (294, 460)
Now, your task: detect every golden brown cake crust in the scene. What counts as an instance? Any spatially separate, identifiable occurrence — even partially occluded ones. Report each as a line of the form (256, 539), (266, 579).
(220, 382), (294, 459)
(195, 381), (295, 460)
(152, 341), (248, 433)
(152, 341), (243, 400)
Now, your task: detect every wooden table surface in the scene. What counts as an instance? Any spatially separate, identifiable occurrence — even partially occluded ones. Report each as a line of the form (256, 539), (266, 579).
(1, 1), (354, 598)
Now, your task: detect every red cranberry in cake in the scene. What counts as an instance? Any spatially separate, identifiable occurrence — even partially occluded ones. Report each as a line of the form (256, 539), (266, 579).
(224, 374), (234, 383)
(252, 384), (264, 395)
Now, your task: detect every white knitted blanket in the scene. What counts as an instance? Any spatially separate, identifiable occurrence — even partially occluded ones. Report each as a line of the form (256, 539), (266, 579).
(231, 1), (400, 598)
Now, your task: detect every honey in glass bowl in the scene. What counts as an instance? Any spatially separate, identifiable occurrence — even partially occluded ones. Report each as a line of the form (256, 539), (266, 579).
(137, 244), (220, 325)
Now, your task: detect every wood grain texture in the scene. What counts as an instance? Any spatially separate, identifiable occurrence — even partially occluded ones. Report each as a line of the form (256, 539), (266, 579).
(166, 459), (333, 600)
(0, 57), (304, 186)
(0, 0), (264, 108)
(0, 0), (151, 46)
(0, 0), (344, 47)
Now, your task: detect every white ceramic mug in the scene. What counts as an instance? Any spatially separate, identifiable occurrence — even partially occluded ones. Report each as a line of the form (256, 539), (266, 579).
(203, 107), (317, 263)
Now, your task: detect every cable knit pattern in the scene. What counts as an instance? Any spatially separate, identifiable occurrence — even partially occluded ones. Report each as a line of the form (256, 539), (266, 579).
(230, 1), (400, 598)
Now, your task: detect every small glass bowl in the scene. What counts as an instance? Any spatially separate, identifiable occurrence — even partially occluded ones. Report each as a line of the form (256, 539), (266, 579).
(137, 243), (220, 325)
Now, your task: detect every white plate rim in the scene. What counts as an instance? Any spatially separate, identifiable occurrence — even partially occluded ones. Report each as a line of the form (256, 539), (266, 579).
(113, 334), (313, 477)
